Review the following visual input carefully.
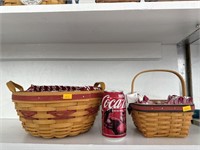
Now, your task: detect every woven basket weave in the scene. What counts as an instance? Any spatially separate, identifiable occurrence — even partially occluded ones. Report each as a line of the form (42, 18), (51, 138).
(7, 81), (105, 138)
(128, 69), (194, 138)
(3, 0), (64, 6)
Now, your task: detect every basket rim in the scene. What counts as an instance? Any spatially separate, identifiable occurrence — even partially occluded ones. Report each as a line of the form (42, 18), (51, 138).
(128, 102), (195, 113)
(12, 90), (104, 95)
(12, 91), (103, 102)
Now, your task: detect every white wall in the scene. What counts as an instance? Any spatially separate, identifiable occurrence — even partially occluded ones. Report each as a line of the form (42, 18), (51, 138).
(1, 43), (197, 119)
(1, 43), (162, 59)
(191, 44), (200, 109)
(0, 36), (2, 119)
(79, 0), (95, 3)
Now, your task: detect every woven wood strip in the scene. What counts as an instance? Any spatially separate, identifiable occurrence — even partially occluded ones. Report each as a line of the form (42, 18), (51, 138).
(3, 0), (64, 5)
(18, 112), (98, 138)
(131, 110), (193, 137)
(12, 93), (103, 101)
(14, 98), (101, 138)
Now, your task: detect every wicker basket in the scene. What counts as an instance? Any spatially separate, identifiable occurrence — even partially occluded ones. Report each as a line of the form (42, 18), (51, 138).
(128, 69), (195, 138)
(7, 81), (105, 138)
(3, 0), (64, 6)
(96, 0), (140, 3)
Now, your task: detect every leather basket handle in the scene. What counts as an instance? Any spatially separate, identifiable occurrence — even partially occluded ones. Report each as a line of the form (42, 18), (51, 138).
(6, 81), (24, 93)
(94, 82), (106, 90)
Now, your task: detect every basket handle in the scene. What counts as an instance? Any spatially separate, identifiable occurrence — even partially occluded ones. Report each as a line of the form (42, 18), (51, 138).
(6, 81), (24, 93)
(94, 82), (106, 90)
(131, 69), (186, 96)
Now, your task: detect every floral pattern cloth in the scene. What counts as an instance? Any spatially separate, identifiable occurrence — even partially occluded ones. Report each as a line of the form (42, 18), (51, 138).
(26, 85), (101, 92)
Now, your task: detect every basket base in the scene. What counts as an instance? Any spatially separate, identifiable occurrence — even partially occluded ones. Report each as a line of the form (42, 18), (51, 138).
(21, 115), (96, 138)
(131, 110), (193, 138)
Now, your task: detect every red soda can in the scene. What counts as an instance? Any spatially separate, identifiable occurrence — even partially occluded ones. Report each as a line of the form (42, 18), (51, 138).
(102, 90), (126, 138)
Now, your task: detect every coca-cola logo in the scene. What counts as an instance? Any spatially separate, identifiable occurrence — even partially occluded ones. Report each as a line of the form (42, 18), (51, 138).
(102, 95), (126, 110)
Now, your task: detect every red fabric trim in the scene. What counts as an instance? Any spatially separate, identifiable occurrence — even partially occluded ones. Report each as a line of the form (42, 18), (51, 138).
(12, 93), (103, 101)
(130, 104), (195, 112)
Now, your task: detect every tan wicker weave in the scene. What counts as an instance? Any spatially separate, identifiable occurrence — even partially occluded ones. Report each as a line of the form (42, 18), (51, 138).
(96, 0), (140, 3)
(3, 0), (64, 6)
(7, 81), (105, 138)
(129, 69), (194, 138)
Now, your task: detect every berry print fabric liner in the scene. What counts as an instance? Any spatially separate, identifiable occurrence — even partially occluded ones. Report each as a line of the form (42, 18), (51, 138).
(26, 85), (102, 92)
(126, 92), (193, 105)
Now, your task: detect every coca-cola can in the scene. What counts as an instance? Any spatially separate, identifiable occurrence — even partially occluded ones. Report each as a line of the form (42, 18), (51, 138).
(102, 90), (126, 138)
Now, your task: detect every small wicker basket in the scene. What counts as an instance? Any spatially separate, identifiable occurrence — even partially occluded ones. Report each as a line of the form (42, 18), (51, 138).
(7, 81), (105, 138)
(128, 69), (195, 138)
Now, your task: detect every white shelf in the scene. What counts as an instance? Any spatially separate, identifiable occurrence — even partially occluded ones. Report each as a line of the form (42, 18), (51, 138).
(1, 2), (200, 13)
(0, 2), (200, 44)
(0, 118), (200, 150)
(1, 2), (200, 150)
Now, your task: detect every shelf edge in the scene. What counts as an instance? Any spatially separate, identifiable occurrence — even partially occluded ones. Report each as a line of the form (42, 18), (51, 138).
(0, 1), (200, 14)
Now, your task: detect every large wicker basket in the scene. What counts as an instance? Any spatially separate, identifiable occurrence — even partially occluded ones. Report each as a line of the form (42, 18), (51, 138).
(128, 69), (195, 138)
(7, 81), (105, 138)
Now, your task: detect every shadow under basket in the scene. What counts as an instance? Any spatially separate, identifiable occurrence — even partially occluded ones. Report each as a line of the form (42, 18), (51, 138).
(7, 81), (105, 138)
(128, 69), (195, 138)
